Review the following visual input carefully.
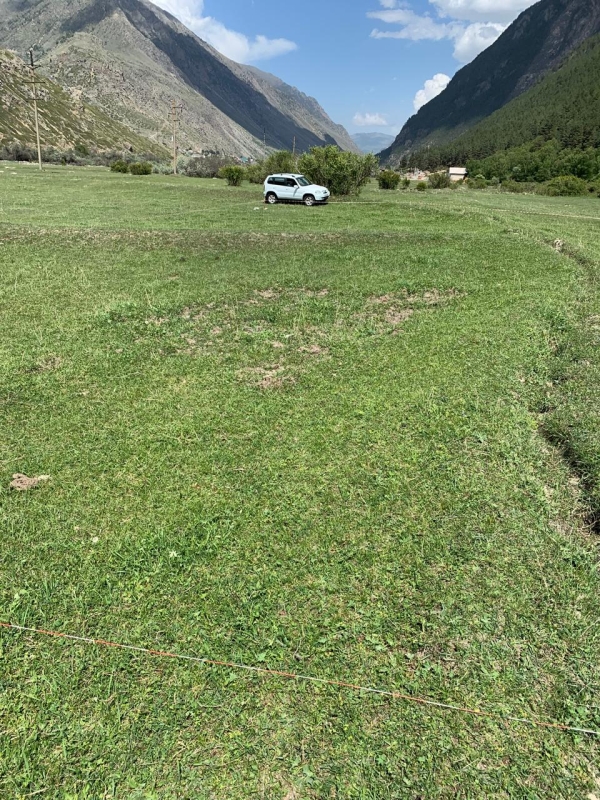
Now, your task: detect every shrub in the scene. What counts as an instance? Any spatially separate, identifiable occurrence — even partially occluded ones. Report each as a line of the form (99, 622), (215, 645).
(110, 160), (129, 174)
(129, 162), (153, 176)
(74, 143), (90, 157)
(298, 146), (377, 196)
(415, 181), (427, 192)
(219, 165), (245, 186)
(542, 175), (588, 197)
(264, 150), (297, 176)
(245, 162), (267, 184)
(467, 175), (487, 190)
(401, 177), (411, 189)
(378, 169), (401, 190)
(500, 180), (536, 193)
(428, 171), (452, 189)
(153, 162), (174, 175)
(183, 155), (232, 178)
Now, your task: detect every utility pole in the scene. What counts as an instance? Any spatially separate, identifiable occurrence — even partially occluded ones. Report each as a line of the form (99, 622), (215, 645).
(292, 136), (296, 158)
(28, 49), (43, 171)
(169, 100), (183, 174)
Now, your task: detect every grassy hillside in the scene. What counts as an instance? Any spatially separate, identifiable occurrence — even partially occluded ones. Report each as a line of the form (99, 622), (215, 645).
(0, 49), (166, 155)
(0, 169), (600, 797)
(406, 34), (600, 172)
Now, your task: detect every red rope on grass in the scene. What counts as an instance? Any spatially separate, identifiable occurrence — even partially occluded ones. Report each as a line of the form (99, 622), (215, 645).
(1, 621), (598, 737)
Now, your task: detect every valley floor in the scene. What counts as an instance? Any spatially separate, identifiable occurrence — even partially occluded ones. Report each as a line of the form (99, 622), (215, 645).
(1, 165), (599, 798)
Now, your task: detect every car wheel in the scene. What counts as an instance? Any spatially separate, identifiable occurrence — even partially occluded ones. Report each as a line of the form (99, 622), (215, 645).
(303, 194), (316, 207)
(266, 192), (278, 205)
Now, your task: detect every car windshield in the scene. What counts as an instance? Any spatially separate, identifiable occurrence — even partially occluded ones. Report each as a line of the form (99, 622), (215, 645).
(296, 176), (310, 187)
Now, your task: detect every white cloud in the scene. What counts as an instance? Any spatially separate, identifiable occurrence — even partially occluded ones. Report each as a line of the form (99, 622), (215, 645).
(369, 0), (535, 62)
(413, 73), (450, 111)
(452, 22), (505, 61)
(153, 0), (297, 63)
(430, 0), (534, 24)
(353, 112), (389, 126)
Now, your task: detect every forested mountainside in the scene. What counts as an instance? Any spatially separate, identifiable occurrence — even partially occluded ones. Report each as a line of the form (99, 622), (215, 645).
(380, 0), (600, 163)
(402, 33), (600, 173)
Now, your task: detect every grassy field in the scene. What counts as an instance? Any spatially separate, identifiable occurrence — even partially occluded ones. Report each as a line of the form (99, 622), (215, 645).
(1, 164), (599, 799)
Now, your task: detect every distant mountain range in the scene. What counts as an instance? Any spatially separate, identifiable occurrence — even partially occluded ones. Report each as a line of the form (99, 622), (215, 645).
(351, 132), (396, 154)
(381, 0), (600, 164)
(0, 0), (358, 157)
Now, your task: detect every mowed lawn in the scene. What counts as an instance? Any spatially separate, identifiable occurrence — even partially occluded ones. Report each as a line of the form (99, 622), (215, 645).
(1, 165), (599, 799)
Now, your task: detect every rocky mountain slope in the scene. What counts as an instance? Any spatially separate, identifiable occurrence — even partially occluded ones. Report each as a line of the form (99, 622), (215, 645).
(0, 48), (165, 154)
(0, 0), (358, 157)
(381, 0), (600, 163)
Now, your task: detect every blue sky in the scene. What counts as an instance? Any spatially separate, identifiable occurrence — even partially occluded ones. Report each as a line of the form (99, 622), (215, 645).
(154, 0), (538, 135)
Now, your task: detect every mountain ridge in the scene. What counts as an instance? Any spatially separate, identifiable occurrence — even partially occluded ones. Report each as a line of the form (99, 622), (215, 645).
(0, 0), (359, 156)
(381, 0), (600, 163)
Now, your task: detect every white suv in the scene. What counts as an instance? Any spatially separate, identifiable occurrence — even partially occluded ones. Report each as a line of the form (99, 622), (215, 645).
(264, 174), (330, 206)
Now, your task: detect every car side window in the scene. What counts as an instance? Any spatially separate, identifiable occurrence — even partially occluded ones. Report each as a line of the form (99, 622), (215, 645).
(268, 177), (277, 185)
(286, 179), (297, 187)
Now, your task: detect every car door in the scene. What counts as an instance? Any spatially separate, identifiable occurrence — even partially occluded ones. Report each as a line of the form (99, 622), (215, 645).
(273, 177), (291, 200)
(287, 178), (302, 202)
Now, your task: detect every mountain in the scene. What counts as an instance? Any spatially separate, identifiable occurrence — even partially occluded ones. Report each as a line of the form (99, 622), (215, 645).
(351, 132), (396, 154)
(381, 0), (600, 164)
(0, 0), (358, 157)
(0, 48), (166, 154)
(412, 33), (600, 171)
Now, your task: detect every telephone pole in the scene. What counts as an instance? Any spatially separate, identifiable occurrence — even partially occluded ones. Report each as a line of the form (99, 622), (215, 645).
(292, 136), (296, 158)
(28, 49), (43, 171)
(169, 100), (183, 174)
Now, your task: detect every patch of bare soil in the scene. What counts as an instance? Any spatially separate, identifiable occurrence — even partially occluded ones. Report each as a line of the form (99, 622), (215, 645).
(30, 355), (63, 373)
(145, 316), (169, 326)
(255, 289), (280, 300)
(298, 344), (329, 356)
(237, 365), (293, 390)
(385, 308), (414, 326)
(10, 474), (51, 491)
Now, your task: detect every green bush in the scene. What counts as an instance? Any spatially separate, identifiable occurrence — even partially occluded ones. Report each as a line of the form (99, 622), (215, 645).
(110, 160), (129, 174)
(129, 162), (153, 176)
(415, 181), (427, 192)
(219, 165), (245, 186)
(264, 150), (297, 175)
(467, 175), (488, 190)
(183, 155), (231, 178)
(74, 143), (90, 157)
(428, 171), (452, 189)
(500, 180), (537, 194)
(298, 146), (377, 196)
(378, 170), (401, 190)
(245, 162), (267, 184)
(542, 175), (588, 196)
(401, 177), (411, 190)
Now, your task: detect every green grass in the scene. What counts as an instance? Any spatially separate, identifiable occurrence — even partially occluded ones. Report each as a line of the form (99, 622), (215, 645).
(1, 166), (600, 799)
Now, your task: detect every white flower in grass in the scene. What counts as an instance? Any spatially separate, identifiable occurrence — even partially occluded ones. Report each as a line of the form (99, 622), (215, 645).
(169, 550), (179, 559)
(91, 536), (100, 544)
